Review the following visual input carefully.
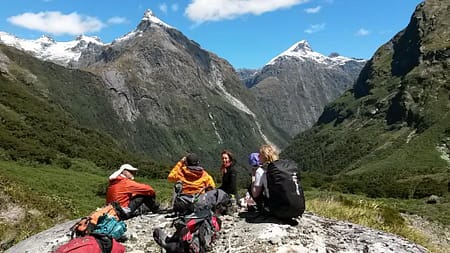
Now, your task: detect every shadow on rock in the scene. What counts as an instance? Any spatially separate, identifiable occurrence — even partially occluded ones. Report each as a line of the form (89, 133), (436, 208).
(238, 211), (299, 226)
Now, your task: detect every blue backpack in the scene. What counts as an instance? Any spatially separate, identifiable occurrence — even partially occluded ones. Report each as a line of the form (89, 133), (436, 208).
(91, 214), (127, 240)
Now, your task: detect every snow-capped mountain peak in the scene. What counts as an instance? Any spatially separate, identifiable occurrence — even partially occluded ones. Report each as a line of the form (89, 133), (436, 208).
(0, 31), (105, 66)
(36, 35), (55, 45)
(267, 40), (366, 67)
(290, 40), (313, 54)
(114, 9), (173, 44)
(142, 9), (172, 28)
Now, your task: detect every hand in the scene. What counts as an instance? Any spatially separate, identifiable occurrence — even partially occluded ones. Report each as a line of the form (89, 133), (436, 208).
(181, 156), (186, 163)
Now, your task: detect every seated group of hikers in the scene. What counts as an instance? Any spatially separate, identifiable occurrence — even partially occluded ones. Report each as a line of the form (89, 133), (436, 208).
(57, 144), (305, 253)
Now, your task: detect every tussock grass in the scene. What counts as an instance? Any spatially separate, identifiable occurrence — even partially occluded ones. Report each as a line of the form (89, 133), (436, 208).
(306, 192), (441, 253)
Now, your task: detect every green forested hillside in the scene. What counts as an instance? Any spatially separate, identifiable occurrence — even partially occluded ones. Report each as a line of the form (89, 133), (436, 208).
(0, 45), (172, 249)
(0, 45), (169, 177)
(283, 0), (450, 199)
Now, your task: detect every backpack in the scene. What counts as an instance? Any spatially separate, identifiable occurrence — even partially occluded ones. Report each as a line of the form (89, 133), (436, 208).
(196, 189), (232, 215)
(53, 235), (125, 253)
(172, 209), (221, 253)
(265, 159), (305, 219)
(173, 187), (232, 216)
(91, 214), (127, 240)
(70, 202), (126, 239)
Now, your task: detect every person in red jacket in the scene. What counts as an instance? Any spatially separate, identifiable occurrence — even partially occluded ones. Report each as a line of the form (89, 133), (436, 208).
(106, 163), (159, 219)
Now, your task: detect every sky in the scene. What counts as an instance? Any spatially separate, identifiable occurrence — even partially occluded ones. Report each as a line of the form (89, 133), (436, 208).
(0, 0), (423, 69)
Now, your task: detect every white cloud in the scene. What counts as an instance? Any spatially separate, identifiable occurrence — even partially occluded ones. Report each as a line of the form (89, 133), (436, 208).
(304, 6), (321, 14)
(355, 28), (370, 36)
(171, 4), (179, 12)
(107, 16), (127, 25)
(7, 12), (105, 36)
(185, 0), (309, 23)
(160, 3), (168, 14)
(304, 23), (325, 34)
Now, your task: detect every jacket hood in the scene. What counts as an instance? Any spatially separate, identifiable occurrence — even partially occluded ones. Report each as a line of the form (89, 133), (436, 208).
(181, 165), (205, 181)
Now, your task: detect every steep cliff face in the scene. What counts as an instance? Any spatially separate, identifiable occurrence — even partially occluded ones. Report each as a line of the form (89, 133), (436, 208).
(247, 41), (366, 138)
(283, 0), (450, 198)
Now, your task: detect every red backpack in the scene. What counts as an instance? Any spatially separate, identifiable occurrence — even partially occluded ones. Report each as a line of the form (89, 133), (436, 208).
(53, 235), (125, 253)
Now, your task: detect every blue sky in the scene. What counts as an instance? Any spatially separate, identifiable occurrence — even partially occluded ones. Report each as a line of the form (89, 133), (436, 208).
(1, 0), (423, 69)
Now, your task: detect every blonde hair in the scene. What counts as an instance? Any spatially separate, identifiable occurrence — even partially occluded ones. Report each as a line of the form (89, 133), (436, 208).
(259, 144), (279, 163)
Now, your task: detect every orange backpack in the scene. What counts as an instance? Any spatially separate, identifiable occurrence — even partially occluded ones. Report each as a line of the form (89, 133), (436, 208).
(70, 202), (123, 238)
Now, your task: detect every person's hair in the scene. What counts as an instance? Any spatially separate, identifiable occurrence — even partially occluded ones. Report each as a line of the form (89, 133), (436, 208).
(259, 144), (279, 163)
(221, 150), (234, 168)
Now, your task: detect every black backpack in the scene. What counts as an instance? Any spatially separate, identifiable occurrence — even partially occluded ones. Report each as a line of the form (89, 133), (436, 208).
(265, 159), (305, 219)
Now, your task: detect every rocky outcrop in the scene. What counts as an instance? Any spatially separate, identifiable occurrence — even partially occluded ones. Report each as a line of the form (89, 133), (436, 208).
(7, 211), (428, 253)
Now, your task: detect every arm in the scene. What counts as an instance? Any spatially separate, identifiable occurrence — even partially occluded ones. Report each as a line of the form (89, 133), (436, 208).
(251, 167), (264, 198)
(127, 180), (155, 196)
(168, 160), (184, 182)
(206, 173), (216, 189)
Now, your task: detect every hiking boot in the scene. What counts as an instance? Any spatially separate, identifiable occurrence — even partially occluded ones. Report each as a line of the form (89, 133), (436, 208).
(153, 228), (168, 248)
(151, 202), (161, 214)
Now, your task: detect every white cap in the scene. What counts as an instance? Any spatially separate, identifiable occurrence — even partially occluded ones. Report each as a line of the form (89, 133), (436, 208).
(109, 164), (139, 180)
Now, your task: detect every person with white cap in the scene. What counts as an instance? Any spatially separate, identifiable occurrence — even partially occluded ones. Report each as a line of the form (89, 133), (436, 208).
(106, 163), (159, 219)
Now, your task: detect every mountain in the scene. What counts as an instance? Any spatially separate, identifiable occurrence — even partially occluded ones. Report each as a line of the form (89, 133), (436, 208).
(246, 40), (366, 138)
(0, 32), (104, 66)
(0, 43), (167, 176)
(282, 0), (450, 199)
(236, 68), (259, 88)
(0, 10), (285, 168)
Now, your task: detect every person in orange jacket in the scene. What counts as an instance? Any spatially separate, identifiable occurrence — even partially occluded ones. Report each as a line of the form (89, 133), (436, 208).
(168, 153), (216, 195)
(106, 163), (159, 219)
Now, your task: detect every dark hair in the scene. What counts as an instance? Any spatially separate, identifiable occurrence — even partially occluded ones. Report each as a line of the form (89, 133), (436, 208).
(186, 153), (200, 166)
(221, 150), (234, 165)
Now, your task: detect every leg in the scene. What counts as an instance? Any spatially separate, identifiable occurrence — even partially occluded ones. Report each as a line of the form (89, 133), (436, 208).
(128, 195), (159, 218)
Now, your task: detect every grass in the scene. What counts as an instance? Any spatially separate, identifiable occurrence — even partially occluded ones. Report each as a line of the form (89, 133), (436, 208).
(305, 190), (448, 253)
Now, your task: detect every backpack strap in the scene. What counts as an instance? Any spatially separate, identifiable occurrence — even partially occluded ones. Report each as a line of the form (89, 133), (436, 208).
(92, 233), (113, 253)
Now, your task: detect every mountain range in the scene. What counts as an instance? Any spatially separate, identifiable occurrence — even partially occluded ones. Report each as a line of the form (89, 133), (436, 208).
(0, 10), (363, 167)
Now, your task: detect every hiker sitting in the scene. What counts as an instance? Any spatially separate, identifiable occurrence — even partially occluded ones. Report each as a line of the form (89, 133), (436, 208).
(168, 153), (216, 215)
(218, 150), (239, 204)
(250, 144), (305, 221)
(168, 153), (216, 195)
(106, 163), (159, 219)
(248, 152), (267, 213)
